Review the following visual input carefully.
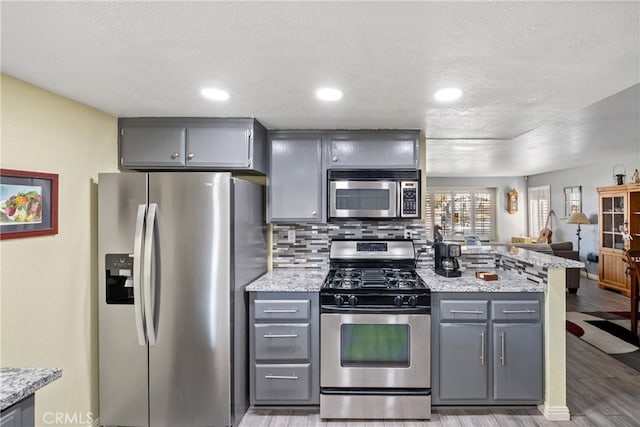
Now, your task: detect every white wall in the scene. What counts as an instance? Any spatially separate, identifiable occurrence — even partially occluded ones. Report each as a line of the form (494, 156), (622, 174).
(426, 176), (528, 242)
(0, 74), (117, 426)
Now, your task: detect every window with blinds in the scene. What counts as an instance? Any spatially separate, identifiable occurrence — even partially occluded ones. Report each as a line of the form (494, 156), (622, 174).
(528, 185), (550, 238)
(424, 188), (496, 241)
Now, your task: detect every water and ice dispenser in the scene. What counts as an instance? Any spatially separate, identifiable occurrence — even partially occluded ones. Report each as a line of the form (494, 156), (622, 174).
(105, 254), (134, 304)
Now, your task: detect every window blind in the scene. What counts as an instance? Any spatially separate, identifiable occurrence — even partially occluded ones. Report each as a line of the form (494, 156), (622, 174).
(424, 188), (496, 241)
(528, 185), (550, 238)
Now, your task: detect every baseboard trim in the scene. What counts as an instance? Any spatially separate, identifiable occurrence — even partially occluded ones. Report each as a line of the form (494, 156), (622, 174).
(581, 270), (598, 280)
(538, 404), (571, 421)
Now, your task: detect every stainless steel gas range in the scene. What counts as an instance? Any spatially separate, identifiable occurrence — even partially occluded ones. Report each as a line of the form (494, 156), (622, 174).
(320, 239), (431, 420)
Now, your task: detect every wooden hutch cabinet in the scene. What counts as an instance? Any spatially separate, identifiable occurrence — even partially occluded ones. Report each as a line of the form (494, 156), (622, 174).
(597, 184), (640, 296)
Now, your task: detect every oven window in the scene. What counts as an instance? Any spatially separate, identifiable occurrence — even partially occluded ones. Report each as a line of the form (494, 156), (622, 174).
(336, 189), (391, 210)
(340, 324), (410, 367)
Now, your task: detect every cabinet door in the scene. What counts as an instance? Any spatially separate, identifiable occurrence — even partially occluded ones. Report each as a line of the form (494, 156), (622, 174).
(268, 134), (323, 222)
(0, 395), (34, 427)
(120, 126), (186, 168)
(328, 131), (418, 169)
(493, 323), (543, 401)
(600, 192), (628, 251)
(439, 323), (488, 400)
(186, 126), (251, 168)
(599, 250), (630, 293)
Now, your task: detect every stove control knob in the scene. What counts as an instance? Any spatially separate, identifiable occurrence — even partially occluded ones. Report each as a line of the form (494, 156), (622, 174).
(348, 295), (358, 306)
(334, 295), (344, 307)
(408, 295), (418, 307)
(394, 295), (404, 307)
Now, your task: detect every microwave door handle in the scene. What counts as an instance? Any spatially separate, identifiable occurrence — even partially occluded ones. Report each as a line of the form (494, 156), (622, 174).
(389, 181), (398, 217)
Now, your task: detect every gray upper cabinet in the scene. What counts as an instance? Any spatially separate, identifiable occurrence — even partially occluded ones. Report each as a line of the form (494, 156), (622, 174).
(267, 132), (324, 223)
(327, 130), (419, 169)
(119, 118), (266, 173)
(120, 126), (187, 168)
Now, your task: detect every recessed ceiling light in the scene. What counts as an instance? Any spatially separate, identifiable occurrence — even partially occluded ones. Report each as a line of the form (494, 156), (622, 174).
(201, 88), (230, 101)
(316, 87), (343, 101)
(434, 87), (463, 102)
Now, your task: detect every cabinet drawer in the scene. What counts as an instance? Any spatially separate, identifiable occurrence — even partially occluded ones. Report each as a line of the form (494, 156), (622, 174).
(255, 300), (310, 320)
(440, 300), (488, 321)
(255, 364), (311, 401)
(254, 324), (310, 360)
(491, 300), (540, 321)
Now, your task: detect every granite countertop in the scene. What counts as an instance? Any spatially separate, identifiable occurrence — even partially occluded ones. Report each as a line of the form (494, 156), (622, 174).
(246, 268), (329, 292)
(0, 367), (62, 411)
(417, 267), (546, 292)
(493, 245), (584, 268)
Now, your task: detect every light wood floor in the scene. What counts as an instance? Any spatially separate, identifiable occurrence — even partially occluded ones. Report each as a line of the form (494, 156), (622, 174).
(240, 277), (640, 426)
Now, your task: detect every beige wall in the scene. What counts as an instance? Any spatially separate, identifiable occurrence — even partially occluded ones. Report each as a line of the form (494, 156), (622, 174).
(0, 74), (117, 426)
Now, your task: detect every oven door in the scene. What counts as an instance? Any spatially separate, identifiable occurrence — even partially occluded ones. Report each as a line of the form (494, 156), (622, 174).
(328, 180), (398, 219)
(321, 313), (430, 388)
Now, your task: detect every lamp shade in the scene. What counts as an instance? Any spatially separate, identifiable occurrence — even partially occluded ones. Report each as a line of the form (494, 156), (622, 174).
(567, 212), (590, 225)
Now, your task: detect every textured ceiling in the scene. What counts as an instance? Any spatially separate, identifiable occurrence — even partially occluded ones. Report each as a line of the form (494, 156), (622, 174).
(1, 1), (639, 176)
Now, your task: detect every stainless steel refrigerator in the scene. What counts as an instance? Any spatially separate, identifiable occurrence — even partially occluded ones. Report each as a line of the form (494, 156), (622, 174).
(98, 172), (267, 427)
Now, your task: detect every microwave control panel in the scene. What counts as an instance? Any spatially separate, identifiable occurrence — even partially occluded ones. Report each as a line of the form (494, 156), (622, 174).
(400, 181), (419, 218)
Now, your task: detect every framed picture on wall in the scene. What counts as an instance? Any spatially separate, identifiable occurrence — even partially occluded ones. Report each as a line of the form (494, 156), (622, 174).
(0, 169), (58, 240)
(563, 185), (582, 218)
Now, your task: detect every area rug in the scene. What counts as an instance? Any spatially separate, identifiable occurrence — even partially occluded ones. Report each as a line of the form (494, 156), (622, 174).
(566, 311), (640, 372)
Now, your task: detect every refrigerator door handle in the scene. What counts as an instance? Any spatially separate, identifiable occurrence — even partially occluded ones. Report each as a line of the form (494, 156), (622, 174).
(133, 204), (147, 346)
(144, 203), (159, 346)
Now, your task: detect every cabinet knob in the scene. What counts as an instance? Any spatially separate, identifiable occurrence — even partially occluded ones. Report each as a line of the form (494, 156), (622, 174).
(332, 156), (338, 162)
(187, 153), (195, 160)
(312, 211), (317, 216)
(170, 152), (179, 160)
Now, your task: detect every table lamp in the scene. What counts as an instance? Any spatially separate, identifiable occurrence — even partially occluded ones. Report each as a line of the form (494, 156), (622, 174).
(566, 212), (590, 254)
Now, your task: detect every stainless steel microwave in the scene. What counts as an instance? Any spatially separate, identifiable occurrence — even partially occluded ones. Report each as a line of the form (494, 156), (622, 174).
(328, 169), (420, 220)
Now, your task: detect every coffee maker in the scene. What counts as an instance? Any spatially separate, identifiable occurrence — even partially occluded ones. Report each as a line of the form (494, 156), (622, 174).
(434, 242), (462, 277)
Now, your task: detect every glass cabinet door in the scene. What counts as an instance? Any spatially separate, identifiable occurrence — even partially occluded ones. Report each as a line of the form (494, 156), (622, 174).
(601, 193), (627, 250)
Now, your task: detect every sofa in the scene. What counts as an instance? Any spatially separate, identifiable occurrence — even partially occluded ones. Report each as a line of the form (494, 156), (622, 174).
(509, 241), (580, 293)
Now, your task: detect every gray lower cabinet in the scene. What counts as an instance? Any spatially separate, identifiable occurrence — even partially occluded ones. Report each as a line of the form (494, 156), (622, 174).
(492, 323), (543, 401)
(439, 323), (488, 400)
(267, 132), (324, 222)
(119, 118), (266, 173)
(250, 292), (319, 405)
(327, 130), (419, 169)
(0, 395), (34, 427)
(432, 292), (543, 405)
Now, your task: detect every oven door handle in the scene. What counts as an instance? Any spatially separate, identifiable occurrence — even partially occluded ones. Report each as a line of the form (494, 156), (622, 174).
(321, 306), (430, 315)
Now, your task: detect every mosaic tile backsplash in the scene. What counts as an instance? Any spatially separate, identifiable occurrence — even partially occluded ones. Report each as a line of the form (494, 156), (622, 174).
(272, 220), (428, 269)
(272, 221), (494, 271)
(272, 222), (549, 284)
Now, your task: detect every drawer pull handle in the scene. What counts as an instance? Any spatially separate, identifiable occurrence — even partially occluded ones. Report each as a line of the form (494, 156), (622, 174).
(500, 331), (505, 366)
(480, 331), (485, 366)
(263, 334), (298, 339)
(502, 309), (536, 314)
(263, 309), (298, 313)
(265, 374), (299, 380)
(450, 309), (484, 314)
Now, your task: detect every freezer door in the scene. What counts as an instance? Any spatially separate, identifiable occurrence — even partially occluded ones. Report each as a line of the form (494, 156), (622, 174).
(148, 173), (233, 427)
(98, 173), (149, 427)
